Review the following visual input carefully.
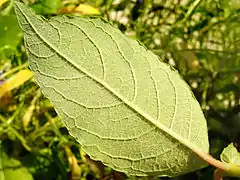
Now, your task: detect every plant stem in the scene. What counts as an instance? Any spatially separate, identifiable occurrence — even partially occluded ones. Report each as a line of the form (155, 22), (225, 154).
(8, 125), (32, 151)
(193, 147), (240, 178)
(0, 109), (31, 151)
(7, 102), (24, 125)
(0, 121), (31, 151)
(45, 112), (62, 138)
(194, 148), (227, 171)
(179, 0), (202, 25)
(168, 0), (202, 32)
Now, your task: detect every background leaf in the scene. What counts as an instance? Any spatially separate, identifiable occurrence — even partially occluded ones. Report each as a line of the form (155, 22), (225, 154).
(220, 143), (240, 165)
(31, 0), (61, 15)
(0, 69), (33, 98)
(14, 2), (209, 177)
(0, 142), (33, 180)
(0, 14), (22, 59)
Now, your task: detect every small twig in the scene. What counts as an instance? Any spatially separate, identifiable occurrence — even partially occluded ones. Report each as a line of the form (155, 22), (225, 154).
(8, 125), (31, 151)
(45, 112), (62, 138)
(179, 0), (202, 25)
(7, 102), (24, 125)
(175, 48), (239, 55)
(0, 121), (31, 151)
(0, 106), (31, 151)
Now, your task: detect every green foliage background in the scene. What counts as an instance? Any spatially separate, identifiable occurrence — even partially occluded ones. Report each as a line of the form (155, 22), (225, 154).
(0, 0), (239, 179)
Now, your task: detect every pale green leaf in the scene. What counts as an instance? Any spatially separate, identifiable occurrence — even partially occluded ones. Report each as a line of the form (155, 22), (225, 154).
(14, 2), (209, 177)
(221, 143), (240, 165)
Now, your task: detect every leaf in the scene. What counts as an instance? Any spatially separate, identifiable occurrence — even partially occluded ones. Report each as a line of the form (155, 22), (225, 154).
(0, 69), (33, 98)
(31, 0), (61, 15)
(0, 142), (33, 180)
(0, 14), (22, 49)
(74, 4), (100, 15)
(220, 143), (240, 165)
(14, 2), (209, 177)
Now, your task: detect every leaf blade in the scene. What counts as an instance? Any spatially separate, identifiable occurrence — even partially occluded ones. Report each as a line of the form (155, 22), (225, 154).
(221, 143), (240, 165)
(14, 2), (209, 177)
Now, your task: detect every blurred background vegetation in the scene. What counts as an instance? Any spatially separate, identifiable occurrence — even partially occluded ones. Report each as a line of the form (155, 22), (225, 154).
(0, 0), (239, 179)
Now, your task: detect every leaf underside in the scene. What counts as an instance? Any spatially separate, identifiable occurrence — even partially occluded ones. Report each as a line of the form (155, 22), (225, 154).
(14, 2), (209, 177)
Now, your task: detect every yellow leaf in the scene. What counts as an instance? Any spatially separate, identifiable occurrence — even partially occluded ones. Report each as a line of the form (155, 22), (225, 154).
(23, 90), (41, 129)
(23, 104), (35, 129)
(74, 4), (100, 15)
(0, 0), (8, 7)
(0, 69), (33, 98)
(64, 146), (81, 179)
